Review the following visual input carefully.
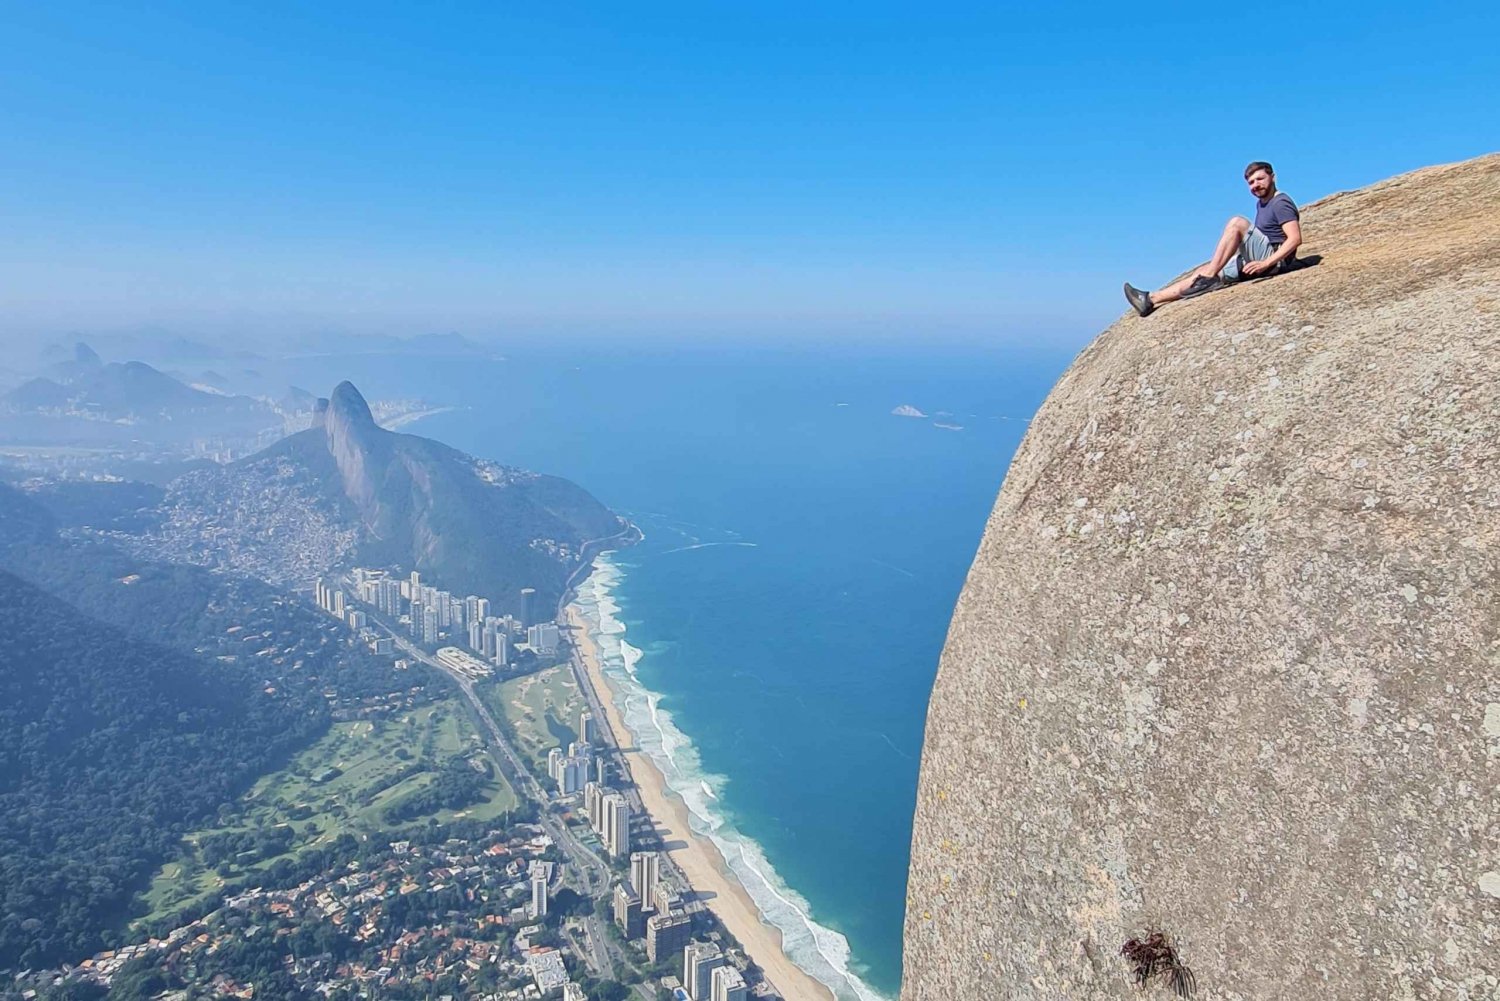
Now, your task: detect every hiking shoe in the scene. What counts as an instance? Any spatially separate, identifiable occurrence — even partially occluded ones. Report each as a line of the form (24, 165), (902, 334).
(1180, 274), (1222, 299)
(1123, 282), (1154, 317)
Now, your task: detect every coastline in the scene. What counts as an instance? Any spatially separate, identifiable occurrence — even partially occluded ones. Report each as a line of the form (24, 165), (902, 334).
(378, 405), (457, 430)
(563, 600), (838, 1001)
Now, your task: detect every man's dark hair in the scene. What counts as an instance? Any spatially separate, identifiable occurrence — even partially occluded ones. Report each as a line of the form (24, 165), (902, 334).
(1244, 160), (1275, 179)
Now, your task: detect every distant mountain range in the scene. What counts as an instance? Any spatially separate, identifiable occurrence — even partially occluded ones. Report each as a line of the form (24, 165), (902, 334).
(2, 346), (465, 462)
(8, 359), (266, 421)
(133, 381), (626, 617)
(33, 329), (493, 368)
(1, 344), (289, 448)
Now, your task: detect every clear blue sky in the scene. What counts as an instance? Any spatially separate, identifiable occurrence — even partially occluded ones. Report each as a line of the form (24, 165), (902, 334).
(1, 2), (1495, 347)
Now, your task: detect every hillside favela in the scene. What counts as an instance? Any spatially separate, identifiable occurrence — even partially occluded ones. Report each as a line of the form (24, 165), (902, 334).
(1, 7), (1496, 1001)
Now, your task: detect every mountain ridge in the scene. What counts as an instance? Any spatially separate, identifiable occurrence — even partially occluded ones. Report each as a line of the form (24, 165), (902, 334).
(146, 381), (625, 616)
(5, 359), (265, 420)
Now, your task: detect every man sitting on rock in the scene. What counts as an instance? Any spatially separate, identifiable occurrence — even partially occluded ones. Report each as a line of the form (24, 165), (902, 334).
(1123, 161), (1302, 317)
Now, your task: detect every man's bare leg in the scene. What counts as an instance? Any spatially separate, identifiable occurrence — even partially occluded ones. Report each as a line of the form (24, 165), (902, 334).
(1148, 266), (1208, 305)
(1202, 215), (1251, 276)
(1124, 216), (1252, 316)
(1146, 216), (1251, 304)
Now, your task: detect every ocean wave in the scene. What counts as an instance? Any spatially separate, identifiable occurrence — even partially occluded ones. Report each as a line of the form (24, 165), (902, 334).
(572, 554), (889, 1001)
(660, 541), (761, 555)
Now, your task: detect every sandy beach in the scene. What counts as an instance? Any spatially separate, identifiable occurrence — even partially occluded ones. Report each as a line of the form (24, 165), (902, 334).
(564, 604), (836, 1001)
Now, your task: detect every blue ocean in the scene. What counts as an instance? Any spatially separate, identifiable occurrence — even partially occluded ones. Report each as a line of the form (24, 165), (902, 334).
(283, 339), (1068, 997)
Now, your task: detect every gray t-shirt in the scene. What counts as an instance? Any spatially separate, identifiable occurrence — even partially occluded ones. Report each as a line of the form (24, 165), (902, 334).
(1255, 191), (1299, 245)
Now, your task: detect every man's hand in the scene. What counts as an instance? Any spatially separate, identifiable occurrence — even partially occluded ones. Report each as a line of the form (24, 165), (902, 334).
(1251, 220), (1302, 276)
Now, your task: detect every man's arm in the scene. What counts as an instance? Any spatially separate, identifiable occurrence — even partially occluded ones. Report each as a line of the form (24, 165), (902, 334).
(1244, 219), (1302, 275)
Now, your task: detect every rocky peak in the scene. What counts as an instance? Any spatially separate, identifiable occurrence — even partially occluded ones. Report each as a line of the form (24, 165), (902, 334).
(73, 341), (102, 367)
(903, 153), (1499, 1000)
(317, 381), (385, 517)
(327, 380), (376, 429)
(206, 379), (620, 616)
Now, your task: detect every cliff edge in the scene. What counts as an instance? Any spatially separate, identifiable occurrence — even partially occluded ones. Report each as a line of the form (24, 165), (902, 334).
(904, 153), (1499, 1000)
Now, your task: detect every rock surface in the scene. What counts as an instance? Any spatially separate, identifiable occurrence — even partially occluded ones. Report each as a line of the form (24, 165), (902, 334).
(903, 153), (1500, 1000)
(304, 380), (625, 614)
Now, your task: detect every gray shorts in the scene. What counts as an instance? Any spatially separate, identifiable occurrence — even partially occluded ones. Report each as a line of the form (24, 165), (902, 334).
(1220, 223), (1278, 282)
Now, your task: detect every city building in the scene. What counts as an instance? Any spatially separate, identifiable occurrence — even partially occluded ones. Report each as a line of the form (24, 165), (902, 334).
(645, 911), (692, 963)
(630, 851), (660, 904)
(550, 742), (593, 797)
(653, 879), (684, 915)
(421, 605), (439, 645)
(684, 941), (724, 1000)
(578, 710), (596, 745)
(562, 984), (588, 1001)
(710, 965), (748, 1001)
(583, 781), (604, 825)
(434, 646), (492, 680)
(519, 587), (537, 627)
(468, 620), (485, 653)
(528, 622), (560, 655)
(612, 883), (645, 938)
(526, 948), (568, 997)
(601, 792), (631, 858)
(530, 866), (550, 920)
(465, 594), (490, 625)
(378, 577), (403, 614)
(567, 758), (590, 794)
(479, 616), (512, 667)
(593, 754), (608, 785)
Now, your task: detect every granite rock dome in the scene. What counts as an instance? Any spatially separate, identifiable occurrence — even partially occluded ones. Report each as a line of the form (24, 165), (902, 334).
(903, 154), (1500, 1000)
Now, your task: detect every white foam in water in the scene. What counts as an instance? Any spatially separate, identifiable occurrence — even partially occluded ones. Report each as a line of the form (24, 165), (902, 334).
(573, 554), (890, 1001)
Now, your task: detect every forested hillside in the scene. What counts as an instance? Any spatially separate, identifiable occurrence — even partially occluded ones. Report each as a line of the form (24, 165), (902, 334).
(0, 484), (437, 971)
(0, 572), (316, 970)
(0, 483), (425, 702)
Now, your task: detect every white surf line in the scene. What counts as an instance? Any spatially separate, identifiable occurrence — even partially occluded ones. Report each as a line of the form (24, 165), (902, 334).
(575, 556), (891, 1001)
(869, 558), (916, 579)
(660, 541), (761, 555)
